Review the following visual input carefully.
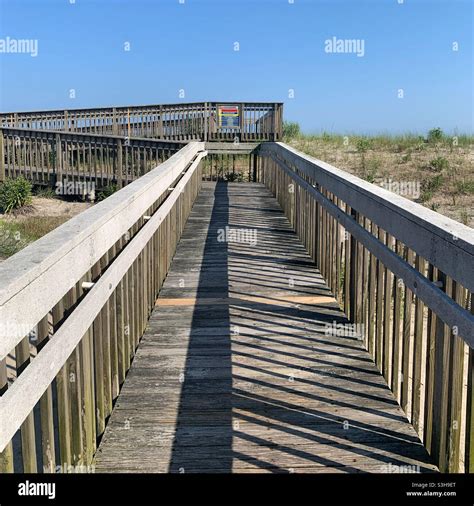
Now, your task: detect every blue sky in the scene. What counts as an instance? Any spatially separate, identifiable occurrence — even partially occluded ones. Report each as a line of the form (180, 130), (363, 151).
(0, 0), (472, 134)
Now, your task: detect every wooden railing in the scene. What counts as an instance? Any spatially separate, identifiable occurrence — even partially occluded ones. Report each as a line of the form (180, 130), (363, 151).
(0, 127), (185, 188)
(0, 142), (206, 472)
(257, 142), (474, 473)
(0, 102), (283, 142)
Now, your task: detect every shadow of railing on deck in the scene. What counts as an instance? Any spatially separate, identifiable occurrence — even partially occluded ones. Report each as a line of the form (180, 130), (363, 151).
(169, 181), (232, 472)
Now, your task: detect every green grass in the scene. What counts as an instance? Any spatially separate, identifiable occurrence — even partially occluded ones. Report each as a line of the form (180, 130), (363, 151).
(0, 216), (69, 258)
(33, 186), (57, 199)
(455, 180), (474, 195)
(283, 129), (473, 150)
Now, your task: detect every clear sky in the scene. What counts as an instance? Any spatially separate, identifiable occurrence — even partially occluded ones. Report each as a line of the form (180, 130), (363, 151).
(0, 0), (472, 134)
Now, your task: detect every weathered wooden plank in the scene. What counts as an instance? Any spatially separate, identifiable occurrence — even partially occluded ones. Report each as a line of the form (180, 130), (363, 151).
(95, 182), (436, 474)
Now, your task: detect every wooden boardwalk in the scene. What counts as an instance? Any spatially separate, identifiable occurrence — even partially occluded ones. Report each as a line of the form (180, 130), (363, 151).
(94, 182), (437, 473)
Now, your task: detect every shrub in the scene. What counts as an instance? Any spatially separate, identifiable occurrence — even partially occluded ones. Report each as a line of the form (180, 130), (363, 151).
(455, 180), (474, 195)
(34, 186), (56, 199)
(460, 210), (470, 226)
(363, 158), (380, 183)
(420, 174), (444, 202)
(399, 152), (412, 164)
(428, 157), (449, 172)
(283, 121), (301, 139)
(97, 184), (117, 202)
(224, 172), (245, 182)
(356, 138), (371, 153)
(0, 177), (33, 213)
(427, 127), (444, 143)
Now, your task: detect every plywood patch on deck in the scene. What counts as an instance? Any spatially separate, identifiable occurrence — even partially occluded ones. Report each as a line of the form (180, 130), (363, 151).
(156, 295), (337, 308)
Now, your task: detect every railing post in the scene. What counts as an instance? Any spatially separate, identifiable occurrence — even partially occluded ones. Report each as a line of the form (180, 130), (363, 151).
(0, 129), (5, 182)
(64, 110), (69, 131)
(278, 103), (283, 140)
(55, 133), (62, 186)
(117, 138), (123, 189)
(158, 105), (164, 138)
(349, 208), (359, 322)
(0, 359), (14, 472)
(204, 102), (208, 141)
(112, 107), (118, 135)
(273, 103), (277, 141)
(252, 152), (258, 182)
(467, 292), (474, 472)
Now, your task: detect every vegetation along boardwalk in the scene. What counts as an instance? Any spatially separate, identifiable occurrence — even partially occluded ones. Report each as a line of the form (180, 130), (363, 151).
(95, 182), (437, 473)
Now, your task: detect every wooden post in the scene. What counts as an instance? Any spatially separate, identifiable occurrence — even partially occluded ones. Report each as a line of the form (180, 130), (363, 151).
(117, 138), (123, 189)
(112, 107), (118, 135)
(55, 133), (62, 186)
(37, 316), (56, 473)
(349, 208), (358, 322)
(467, 292), (474, 472)
(158, 105), (164, 138)
(204, 102), (208, 141)
(273, 103), (278, 141)
(0, 129), (5, 182)
(0, 359), (14, 472)
(16, 337), (38, 472)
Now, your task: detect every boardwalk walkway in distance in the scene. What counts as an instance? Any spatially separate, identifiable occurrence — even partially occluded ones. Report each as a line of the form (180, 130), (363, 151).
(94, 182), (437, 473)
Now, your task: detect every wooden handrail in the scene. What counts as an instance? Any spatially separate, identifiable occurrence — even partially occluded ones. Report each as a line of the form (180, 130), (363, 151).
(257, 142), (474, 473)
(0, 102), (283, 142)
(0, 142), (206, 471)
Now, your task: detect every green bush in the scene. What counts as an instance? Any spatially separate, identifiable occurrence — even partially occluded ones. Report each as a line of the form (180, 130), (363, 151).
(34, 186), (56, 199)
(97, 184), (117, 202)
(420, 174), (444, 202)
(283, 121), (301, 139)
(429, 157), (449, 172)
(427, 127), (444, 143)
(356, 138), (371, 153)
(0, 177), (33, 213)
(455, 180), (474, 195)
(224, 172), (245, 182)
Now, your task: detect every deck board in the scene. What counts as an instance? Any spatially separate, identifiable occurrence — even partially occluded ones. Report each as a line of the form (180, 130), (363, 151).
(94, 182), (437, 473)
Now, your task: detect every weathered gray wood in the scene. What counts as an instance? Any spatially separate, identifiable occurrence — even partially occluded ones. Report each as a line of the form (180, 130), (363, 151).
(0, 142), (205, 362)
(260, 143), (474, 294)
(0, 151), (206, 453)
(95, 182), (437, 474)
(263, 151), (474, 346)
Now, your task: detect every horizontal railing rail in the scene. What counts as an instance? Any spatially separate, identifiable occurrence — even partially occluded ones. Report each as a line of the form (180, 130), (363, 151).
(0, 102), (283, 142)
(0, 141), (206, 472)
(257, 142), (474, 473)
(0, 127), (186, 188)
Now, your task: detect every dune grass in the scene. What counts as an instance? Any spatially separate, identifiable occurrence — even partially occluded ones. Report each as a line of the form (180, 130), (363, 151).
(0, 216), (70, 259)
(283, 124), (474, 226)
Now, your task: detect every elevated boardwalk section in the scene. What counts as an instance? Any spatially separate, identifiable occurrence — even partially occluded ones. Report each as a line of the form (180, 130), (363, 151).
(95, 182), (436, 473)
(0, 134), (472, 475)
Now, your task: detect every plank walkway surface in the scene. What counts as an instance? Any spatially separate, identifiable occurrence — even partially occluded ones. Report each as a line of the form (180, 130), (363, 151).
(94, 182), (437, 473)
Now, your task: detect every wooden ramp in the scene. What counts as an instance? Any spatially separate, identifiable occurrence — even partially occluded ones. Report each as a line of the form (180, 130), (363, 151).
(94, 182), (437, 473)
